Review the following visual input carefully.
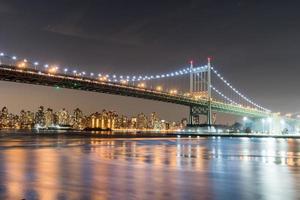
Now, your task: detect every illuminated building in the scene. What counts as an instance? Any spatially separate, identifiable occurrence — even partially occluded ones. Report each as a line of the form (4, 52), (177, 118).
(35, 106), (46, 127)
(88, 110), (118, 129)
(0, 107), (9, 128)
(149, 112), (159, 129)
(19, 110), (35, 129)
(71, 108), (84, 129)
(57, 108), (70, 126)
(0, 106), (184, 131)
(137, 113), (147, 129)
(131, 117), (137, 129)
(45, 108), (54, 128)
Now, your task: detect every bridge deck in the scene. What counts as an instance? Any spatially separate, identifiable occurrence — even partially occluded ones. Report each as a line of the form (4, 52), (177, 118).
(0, 65), (269, 118)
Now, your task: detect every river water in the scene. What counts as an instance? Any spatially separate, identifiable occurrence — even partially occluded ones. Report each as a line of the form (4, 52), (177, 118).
(0, 136), (300, 200)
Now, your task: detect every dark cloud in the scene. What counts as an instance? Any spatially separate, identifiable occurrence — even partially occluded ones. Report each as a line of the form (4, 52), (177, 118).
(1, 0), (300, 120)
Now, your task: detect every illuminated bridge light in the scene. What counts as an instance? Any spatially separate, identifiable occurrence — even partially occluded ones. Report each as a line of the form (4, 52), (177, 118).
(156, 86), (163, 91)
(17, 61), (27, 68)
(0, 51), (273, 114)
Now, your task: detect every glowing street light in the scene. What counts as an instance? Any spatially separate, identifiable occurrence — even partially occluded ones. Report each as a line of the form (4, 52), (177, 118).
(267, 117), (272, 123)
(17, 61), (27, 68)
(49, 66), (59, 74)
(99, 76), (108, 81)
(267, 117), (273, 134)
(137, 83), (146, 88)
(33, 62), (39, 70)
(243, 116), (248, 121)
(286, 113), (292, 117)
(120, 79), (128, 84)
(261, 118), (265, 133)
(169, 89), (178, 95)
(156, 86), (163, 91)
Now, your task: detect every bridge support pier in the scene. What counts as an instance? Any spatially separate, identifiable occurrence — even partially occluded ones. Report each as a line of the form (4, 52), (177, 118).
(189, 106), (209, 125)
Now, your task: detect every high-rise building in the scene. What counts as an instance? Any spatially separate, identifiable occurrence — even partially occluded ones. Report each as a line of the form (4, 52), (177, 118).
(57, 108), (70, 126)
(137, 113), (147, 129)
(0, 107), (9, 128)
(71, 108), (84, 129)
(149, 112), (159, 129)
(45, 108), (54, 128)
(35, 106), (46, 127)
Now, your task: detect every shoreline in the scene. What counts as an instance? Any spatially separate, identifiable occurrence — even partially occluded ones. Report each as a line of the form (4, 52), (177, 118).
(0, 130), (299, 139)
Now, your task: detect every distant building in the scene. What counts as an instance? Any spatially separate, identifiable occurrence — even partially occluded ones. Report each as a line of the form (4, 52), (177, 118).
(137, 113), (147, 129)
(0, 105), (184, 131)
(45, 108), (54, 128)
(149, 112), (159, 129)
(19, 110), (35, 129)
(88, 110), (118, 129)
(71, 108), (84, 129)
(0, 107), (9, 128)
(35, 106), (46, 127)
(57, 108), (70, 126)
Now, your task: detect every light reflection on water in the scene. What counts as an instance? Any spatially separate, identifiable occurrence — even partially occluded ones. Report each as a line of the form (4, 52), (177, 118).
(0, 137), (300, 199)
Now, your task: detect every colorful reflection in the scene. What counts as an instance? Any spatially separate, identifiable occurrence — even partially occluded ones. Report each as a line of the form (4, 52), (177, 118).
(0, 137), (299, 199)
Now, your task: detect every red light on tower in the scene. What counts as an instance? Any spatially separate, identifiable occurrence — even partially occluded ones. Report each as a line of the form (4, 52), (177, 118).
(190, 60), (194, 65)
(207, 56), (212, 62)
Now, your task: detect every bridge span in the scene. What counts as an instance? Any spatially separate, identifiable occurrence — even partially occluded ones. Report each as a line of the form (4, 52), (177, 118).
(0, 64), (268, 118)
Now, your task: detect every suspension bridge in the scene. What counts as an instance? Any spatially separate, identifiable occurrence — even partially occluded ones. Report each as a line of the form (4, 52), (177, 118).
(0, 52), (299, 132)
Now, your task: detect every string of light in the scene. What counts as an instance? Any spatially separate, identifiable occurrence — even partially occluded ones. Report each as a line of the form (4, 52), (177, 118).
(0, 51), (208, 83)
(211, 85), (239, 106)
(0, 51), (270, 112)
(211, 67), (270, 112)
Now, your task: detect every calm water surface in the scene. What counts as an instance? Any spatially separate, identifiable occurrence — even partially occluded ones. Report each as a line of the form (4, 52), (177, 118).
(0, 136), (300, 200)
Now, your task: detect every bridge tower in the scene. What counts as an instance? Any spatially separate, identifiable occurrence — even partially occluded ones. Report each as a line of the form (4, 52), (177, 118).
(189, 58), (213, 126)
(189, 60), (194, 125)
(207, 57), (212, 126)
(190, 60), (193, 93)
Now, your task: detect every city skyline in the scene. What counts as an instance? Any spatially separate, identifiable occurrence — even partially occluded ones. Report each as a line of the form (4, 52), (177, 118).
(1, 1), (300, 118)
(0, 105), (188, 130)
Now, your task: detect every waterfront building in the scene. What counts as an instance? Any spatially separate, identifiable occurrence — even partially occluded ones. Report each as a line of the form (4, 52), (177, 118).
(0, 105), (183, 131)
(45, 108), (54, 128)
(149, 112), (159, 129)
(88, 110), (118, 130)
(57, 108), (70, 126)
(35, 106), (46, 127)
(19, 110), (35, 129)
(0, 107), (9, 128)
(71, 108), (84, 129)
(181, 118), (188, 128)
(137, 113), (147, 129)
(8, 113), (19, 129)
(131, 117), (137, 129)
(118, 115), (129, 129)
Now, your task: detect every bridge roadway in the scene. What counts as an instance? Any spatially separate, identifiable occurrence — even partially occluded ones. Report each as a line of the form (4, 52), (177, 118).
(0, 65), (269, 118)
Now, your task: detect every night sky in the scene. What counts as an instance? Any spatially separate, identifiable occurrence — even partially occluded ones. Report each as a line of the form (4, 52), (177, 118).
(0, 0), (300, 122)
